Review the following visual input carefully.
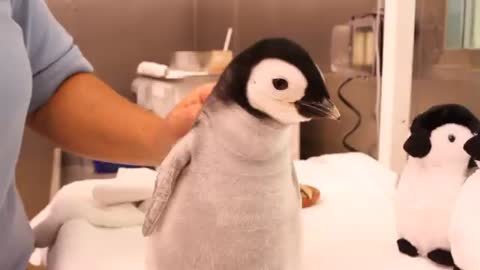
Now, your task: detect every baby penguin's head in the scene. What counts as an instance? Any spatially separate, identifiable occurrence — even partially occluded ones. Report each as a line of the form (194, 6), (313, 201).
(404, 104), (480, 165)
(464, 133), (480, 167)
(215, 38), (340, 125)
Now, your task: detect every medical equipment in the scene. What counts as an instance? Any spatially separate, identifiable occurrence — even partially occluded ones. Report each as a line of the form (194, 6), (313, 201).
(132, 28), (232, 115)
(330, 6), (384, 153)
(331, 12), (383, 77)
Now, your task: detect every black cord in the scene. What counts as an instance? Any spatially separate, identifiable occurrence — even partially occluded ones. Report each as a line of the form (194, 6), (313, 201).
(337, 77), (362, 152)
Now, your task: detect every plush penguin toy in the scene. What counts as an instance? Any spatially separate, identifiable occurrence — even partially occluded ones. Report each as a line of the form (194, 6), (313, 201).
(143, 38), (340, 270)
(395, 104), (480, 267)
(449, 132), (480, 270)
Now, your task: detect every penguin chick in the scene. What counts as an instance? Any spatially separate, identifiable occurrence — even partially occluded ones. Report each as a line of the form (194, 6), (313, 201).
(143, 38), (340, 270)
(449, 133), (480, 270)
(395, 104), (480, 267)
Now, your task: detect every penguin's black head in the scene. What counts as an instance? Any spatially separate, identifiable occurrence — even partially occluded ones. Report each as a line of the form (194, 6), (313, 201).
(215, 38), (340, 124)
(404, 104), (480, 162)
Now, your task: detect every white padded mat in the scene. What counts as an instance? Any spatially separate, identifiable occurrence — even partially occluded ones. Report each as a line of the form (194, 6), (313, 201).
(37, 153), (447, 270)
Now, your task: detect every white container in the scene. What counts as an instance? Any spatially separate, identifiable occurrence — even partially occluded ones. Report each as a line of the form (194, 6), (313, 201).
(150, 82), (175, 117)
(132, 75), (218, 117)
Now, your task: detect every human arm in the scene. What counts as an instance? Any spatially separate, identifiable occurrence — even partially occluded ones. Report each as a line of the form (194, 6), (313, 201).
(12, 0), (211, 165)
(28, 74), (211, 165)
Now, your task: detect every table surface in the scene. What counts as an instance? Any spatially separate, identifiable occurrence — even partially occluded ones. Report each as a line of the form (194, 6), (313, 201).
(35, 153), (448, 270)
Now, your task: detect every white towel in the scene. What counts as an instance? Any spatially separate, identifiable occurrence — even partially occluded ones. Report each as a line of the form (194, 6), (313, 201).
(137, 62), (169, 78)
(92, 167), (157, 207)
(30, 168), (157, 248)
(136, 61), (208, 79)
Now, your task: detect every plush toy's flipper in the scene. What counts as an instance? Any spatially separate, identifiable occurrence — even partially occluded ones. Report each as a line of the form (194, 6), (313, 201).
(397, 238), (419, 257)
(453, 265), (462, 270)
(468, 157), (477, 170)
(143, 132), (194, 236)
(427, 249), (454, 267)
(403, 129), (431, 158)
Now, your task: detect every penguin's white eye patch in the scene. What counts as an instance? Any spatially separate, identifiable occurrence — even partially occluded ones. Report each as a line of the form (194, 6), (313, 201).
(246, 58), (307, 102)
(246, 58), (310, 124)
(448, 134), (456, 143)
(272, 78), (289, 90)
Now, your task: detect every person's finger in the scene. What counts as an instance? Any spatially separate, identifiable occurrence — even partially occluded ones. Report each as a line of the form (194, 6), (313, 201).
(174, 83), (215, 109)
(191, 103), (203, 116)
(183, 103), (203, 120)
(187, 83), (215, 104)
(197, 83), (215, 103)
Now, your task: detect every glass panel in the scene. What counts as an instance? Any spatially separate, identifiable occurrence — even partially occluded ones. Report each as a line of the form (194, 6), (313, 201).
(446, 0), (480, 49)
(473, 0), (480, 47)
(446, 0), (465, 49)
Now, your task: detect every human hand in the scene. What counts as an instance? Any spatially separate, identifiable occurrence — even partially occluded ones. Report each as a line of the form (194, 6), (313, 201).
(165, 83), (214, 139)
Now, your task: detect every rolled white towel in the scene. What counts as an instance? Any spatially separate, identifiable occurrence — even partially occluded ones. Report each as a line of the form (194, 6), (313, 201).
(136, 61), (208, 79)
(92, 167), (157, 206)
(137, 61), (169, 78)
(30, 179), (147, 248)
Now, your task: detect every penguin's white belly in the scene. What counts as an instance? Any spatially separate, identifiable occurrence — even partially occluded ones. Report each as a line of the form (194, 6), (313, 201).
(146, 165), (300, 270)
(395, 167), (464, 255)
(450, 176), (480, 270)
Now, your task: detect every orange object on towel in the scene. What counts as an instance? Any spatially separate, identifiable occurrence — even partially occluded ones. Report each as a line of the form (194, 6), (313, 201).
(301, 185), (320, 208)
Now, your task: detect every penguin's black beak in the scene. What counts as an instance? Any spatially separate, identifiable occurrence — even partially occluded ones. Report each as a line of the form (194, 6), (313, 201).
(464, 135), (480, 161)
(295, 98), (341, 120)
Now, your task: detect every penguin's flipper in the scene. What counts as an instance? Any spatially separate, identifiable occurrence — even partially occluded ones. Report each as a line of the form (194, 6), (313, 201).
(427, 249), (455, 267)
(453, 265), (462, 270)
(291, 162), (301, 204)
(397, 238), (419, 257)
(142, 131), (195, 236)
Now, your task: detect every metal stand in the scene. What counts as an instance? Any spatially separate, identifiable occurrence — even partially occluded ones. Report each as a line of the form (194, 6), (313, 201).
(378, 0), (416, 173)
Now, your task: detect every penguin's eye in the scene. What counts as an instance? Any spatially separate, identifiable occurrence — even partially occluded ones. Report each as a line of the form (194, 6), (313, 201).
(272, 78), (289, 90)
(448, 134), (456, 143)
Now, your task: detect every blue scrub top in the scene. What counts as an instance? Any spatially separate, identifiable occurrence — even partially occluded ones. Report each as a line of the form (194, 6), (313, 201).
(0, 0), (92, 268)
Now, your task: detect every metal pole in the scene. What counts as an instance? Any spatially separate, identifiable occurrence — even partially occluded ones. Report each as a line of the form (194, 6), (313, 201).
(378, 0), (416, 173)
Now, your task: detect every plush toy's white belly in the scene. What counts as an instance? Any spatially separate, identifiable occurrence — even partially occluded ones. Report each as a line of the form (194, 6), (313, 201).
(395, 163), (465, 255)
(450, 174), (480, 270)
(146, 159), (300, 270)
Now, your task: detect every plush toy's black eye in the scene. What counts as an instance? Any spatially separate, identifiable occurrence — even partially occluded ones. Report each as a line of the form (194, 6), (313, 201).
(272, 78), (288, 90)
(448, 134), (456, 143)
